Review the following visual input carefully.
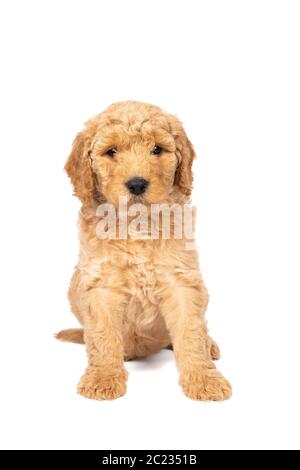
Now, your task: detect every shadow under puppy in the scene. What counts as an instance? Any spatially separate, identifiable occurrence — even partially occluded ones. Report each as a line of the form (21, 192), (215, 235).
(57, 101), (232, 401)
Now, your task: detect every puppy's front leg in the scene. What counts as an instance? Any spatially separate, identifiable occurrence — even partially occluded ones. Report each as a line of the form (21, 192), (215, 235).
(158, 278), (232, 401)
(78, 288), (128, 401)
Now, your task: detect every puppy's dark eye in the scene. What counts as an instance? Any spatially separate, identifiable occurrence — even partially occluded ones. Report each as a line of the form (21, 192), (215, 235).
(106, 148), (117, 157)
(151, 146), (163, 155)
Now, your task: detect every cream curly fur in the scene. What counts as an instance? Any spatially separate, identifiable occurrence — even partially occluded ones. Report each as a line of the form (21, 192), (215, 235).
(56, 101), (232, 401)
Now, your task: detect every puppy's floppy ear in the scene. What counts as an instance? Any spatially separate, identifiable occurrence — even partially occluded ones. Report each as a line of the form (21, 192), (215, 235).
(64, 132), (94, 204)
(173, 126), (196, 196)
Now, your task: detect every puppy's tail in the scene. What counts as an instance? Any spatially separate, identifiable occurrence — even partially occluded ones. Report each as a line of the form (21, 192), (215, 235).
(55, 328), (84, 344)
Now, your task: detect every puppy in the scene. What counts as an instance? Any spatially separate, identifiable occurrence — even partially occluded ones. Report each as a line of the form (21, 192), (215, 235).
(57, 101), (232, 401)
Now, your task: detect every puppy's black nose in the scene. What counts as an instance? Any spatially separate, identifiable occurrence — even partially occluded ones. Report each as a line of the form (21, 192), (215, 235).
(126, 177), (149, 195)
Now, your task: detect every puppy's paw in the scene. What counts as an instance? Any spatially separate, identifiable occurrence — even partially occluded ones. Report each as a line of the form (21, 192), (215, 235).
(210, 339), (221, 361)
(180, 369), (232, 402)
(77, 367), (127, 401)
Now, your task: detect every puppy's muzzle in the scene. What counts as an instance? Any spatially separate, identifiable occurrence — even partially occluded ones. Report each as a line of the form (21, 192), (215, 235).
(126, 177), (149, 195)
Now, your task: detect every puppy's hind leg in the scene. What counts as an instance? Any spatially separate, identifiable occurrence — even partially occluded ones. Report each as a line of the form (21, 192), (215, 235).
(208, 336), (221, 361)
(55, 269), (85, 344)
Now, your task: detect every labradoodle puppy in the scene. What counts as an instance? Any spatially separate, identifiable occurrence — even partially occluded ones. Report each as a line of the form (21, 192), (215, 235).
(56, 101), (232, 401)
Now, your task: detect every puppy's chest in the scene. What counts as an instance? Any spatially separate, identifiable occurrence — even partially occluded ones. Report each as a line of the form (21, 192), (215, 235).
(83, 242), (161, 300)
(108, 245), (159, 300)
(126, 256), (157, 300)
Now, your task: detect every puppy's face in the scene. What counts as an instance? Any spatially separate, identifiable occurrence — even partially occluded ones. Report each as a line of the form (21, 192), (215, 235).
(90, 117), (179, 206)
(65, 101), (195, 206)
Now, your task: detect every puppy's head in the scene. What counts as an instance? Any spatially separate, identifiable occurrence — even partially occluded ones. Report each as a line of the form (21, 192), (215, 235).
(65, 101), (195, 206)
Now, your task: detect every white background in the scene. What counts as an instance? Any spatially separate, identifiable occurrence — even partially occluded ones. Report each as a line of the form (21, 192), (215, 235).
(0, 0), (299, 450)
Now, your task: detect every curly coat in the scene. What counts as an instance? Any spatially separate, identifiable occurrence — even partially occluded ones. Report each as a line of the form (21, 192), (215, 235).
(56, 101), (232, 401)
